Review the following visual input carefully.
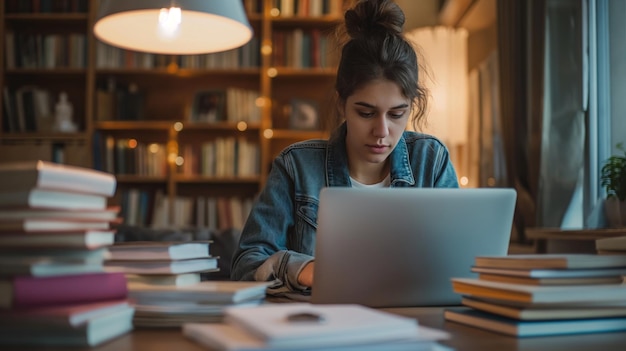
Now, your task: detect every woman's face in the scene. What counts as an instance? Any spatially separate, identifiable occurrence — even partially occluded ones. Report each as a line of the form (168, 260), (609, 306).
(343, 79), (410, 170)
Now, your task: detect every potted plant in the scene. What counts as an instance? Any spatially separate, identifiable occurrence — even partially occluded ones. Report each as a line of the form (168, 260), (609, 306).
(600, 142), (626, 227)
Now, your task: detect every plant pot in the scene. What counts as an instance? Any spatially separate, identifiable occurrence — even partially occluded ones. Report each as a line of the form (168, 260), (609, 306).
(604, 198), (626, 228)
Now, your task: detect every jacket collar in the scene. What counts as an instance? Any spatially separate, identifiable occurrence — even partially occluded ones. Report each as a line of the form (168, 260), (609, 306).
(325, 122), (415, 187)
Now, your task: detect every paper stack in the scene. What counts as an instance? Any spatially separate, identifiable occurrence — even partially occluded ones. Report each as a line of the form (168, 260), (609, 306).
(183, 303), (449, 351)
(105, 241), (267, 327)
(445, 254), (626, 337)
(0, 160), (134, 347)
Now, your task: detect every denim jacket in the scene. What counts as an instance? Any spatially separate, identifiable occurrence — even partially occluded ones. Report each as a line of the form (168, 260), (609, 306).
(230, 123), (459, 297)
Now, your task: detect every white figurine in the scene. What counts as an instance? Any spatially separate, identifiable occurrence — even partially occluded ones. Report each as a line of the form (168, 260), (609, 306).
(54, 91), (77, 132)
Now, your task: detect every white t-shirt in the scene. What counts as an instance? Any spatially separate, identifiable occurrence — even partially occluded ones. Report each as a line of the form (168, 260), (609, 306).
(350, 173), (391, 188)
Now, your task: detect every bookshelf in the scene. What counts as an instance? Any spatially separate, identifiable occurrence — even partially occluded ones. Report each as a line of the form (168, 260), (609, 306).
(0, 0), (346, 229)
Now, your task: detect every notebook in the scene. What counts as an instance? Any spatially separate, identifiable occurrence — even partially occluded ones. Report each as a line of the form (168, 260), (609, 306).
(311, 187), (517, 308)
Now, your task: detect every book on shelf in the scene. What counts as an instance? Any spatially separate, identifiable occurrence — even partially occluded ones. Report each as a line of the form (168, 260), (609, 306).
(476, 273), (624, 286)
(460, 296), (626, 321)
(470, 266), (626, 278)
(107, 241), (211, 261)
(474, 254), (626, 270)
(0, 160), (116, 196)
(0, 207), (121, 222)
(128, 280), (270, 305)
(0, 304), (134, 347)
(451, 277), (626, 304)
(443, 307), (626, 337)
(0, 189), (108, 210)
(0, 230), (116, 249)
(183, 322), (448, 351)
(205, 303), (444, 350)
(0, 218), (110, 232)
(104, 257), (219, 275)
(596, 236), (626, 252)
(126, 273), (201, 287)
(0, 272), (127, 309)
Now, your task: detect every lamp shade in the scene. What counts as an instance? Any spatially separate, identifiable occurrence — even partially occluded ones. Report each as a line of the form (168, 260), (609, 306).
(93, 0), (253, 55)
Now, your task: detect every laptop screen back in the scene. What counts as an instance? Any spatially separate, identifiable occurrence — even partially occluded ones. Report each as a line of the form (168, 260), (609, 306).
(311, 187), (517, 307)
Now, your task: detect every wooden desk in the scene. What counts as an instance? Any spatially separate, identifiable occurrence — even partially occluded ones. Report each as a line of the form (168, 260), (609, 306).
(13, 307), (626, 351)
(526, 228), (626, 253)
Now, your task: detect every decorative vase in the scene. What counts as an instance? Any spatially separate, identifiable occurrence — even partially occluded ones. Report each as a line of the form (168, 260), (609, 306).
(604, 198), (626, 228)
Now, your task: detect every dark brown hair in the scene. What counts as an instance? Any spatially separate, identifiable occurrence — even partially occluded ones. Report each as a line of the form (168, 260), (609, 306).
(334, 0), (429, 131)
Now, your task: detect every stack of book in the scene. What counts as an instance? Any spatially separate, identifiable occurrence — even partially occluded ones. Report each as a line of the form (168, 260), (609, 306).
(444, 254), (626, 337)
(0, 160), (134, 347)
(105, 241), (268, 327)
(183, 302), (450, 351)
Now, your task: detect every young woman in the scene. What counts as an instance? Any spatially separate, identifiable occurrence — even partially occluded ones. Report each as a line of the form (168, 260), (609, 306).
(231, 0), (459, 298)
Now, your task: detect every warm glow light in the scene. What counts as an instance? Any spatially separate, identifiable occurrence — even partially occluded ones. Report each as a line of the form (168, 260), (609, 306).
(237, 121), (248, 131)
(261, 44), (272, 56)
(94, 1), (253, 55)
(175, 156), (184, 166)
(270, 8), (280, 17)
(263, 129), (274, 139)
(255, 97), (265, 107)
(174, 122), (183, 131)
(267, 68), (277, 78)
(127, 139), (138, 148)
(148, 143), (160, 153)
(157, 7), (181, 40)
(460, 176), (469, 186)
(168, 153), (177, 163)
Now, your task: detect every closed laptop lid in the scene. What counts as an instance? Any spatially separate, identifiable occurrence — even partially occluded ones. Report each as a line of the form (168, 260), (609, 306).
(311, 187), (517, 308)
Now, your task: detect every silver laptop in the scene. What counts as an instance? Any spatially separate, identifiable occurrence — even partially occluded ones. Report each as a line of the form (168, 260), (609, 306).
(311, 187), (517, 308)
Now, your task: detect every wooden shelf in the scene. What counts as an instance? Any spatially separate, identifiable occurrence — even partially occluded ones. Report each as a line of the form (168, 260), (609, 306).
(0, 132), (89, 141)
(94, 121), (174, 131)
(1, 0), (344, 228)
(174, 175), (261, 184)
(115, 175), (168, 183)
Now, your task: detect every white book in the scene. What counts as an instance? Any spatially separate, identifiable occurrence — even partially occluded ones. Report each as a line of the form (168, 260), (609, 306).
(126, 273), (202, 287)
(0, 189), (107, 211)
(128, 281), (269, 305)
(474, 254), (626, 270)
(0, 207), (120, 222)
(452, 277), (626, 304)
(107, 241), (211, 261)
(0, 305), (134, 347)
(0, 259), (103, 277)
(0, 160), (116, 196)
(470, 266), (626, 278)
(223, 303), (421, 349)
(0, 230), (115, 249)
(0, 219), (110, 232)
(444, 307), (626, 337)
(104, 257), (218, 275)
(183, 322), (448, 351)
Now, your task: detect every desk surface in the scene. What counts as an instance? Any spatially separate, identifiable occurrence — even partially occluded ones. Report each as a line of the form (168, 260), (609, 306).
(14, 307), (626, 351)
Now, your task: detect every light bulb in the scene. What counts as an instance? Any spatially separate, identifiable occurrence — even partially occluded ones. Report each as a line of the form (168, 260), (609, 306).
(158, 7), (182, 40)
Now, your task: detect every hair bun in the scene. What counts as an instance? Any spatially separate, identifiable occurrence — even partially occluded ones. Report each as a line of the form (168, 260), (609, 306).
(344, 0), (405, 40)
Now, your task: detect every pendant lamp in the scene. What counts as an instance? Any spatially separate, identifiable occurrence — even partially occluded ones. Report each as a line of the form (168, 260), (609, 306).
(93, 0), (253, 55)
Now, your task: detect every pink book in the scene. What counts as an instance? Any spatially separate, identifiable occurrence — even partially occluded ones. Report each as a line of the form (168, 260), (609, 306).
(1, 272), (127, 308)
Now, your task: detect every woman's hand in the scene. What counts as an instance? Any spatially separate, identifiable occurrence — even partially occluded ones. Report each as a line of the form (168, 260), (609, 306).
(297, 261), (315, 287)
